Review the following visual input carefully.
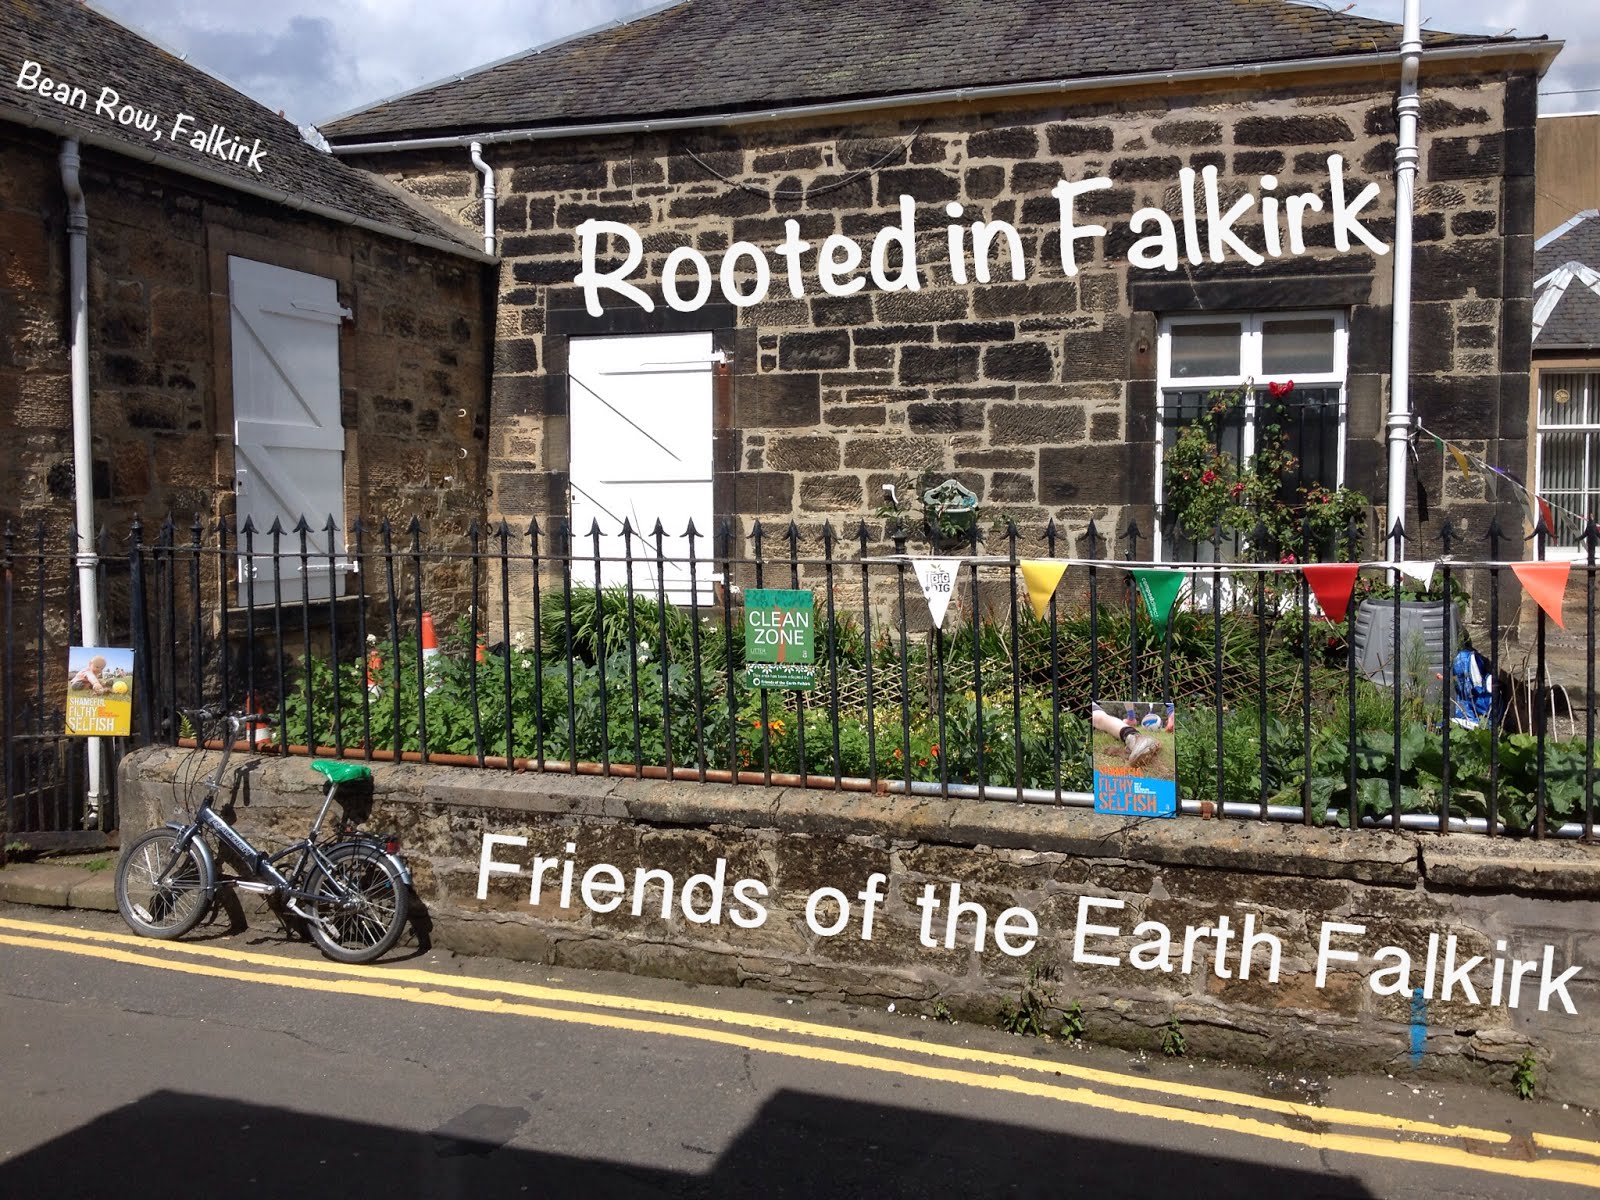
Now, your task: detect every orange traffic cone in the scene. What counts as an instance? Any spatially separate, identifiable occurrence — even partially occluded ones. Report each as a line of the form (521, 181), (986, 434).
(421, 612), (441, 692)
(243, 693), (272, 748)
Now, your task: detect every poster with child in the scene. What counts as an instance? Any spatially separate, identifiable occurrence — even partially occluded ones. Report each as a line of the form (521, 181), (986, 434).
(65, 646), (135, 736)
(1091, 700), (1177, 818)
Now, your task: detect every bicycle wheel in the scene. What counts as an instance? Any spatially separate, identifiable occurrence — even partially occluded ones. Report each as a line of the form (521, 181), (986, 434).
(303, 840), (409, 964)
(115, 828), (213, 939)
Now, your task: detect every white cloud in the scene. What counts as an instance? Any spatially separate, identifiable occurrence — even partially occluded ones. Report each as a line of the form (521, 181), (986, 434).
(1345, 1), (1599, 113)
(94, 0), (656, 124)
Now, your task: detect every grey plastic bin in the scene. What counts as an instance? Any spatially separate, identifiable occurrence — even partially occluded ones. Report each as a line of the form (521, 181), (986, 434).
(1351, 599), (1463, 703)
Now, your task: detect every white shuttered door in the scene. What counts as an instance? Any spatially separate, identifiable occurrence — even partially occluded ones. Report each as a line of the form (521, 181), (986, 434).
(568, 332), (714, 603)
(229, 256), (349, 605)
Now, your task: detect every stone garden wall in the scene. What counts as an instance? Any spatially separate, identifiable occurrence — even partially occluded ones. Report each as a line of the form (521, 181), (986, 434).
(122, 746), (1600, 1106)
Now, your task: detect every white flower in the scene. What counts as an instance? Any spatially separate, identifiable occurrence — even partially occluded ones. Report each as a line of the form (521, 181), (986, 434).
(520, 659), (532, 669)
(366, 633), (377, 645)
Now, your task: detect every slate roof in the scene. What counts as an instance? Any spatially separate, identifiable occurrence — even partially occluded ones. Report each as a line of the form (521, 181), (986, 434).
(324, 0), (1533, 144)
(1534, 211), (1600, 349)
(1, 0), (482, 256)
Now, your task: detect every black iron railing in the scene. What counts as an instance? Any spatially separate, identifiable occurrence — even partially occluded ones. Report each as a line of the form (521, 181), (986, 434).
(3, 512), (1597, 838)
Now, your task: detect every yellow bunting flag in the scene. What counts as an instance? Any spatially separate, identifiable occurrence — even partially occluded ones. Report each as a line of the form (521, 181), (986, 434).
(1511, 561), (1571, 629)
(1448, 443), (1472, 481)
(1018, 560), (1069, 620)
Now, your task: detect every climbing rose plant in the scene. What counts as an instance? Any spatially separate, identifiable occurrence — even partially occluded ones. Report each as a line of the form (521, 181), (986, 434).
(1162, 381), (1368, 563)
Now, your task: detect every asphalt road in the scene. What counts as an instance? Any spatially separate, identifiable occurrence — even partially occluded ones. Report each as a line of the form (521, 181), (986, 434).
(1, 905), (1597, 1199)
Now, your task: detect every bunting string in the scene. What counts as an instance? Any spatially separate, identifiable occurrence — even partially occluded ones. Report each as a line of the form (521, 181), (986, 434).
(1413, 421), (1596, 537)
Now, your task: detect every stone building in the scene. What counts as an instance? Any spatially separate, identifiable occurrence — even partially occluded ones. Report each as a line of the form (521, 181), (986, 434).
(325, 0), (1557, 583)
(2, 0), (494, 612)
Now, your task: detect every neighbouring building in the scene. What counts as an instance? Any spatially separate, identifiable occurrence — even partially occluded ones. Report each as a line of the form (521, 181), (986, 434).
(1532, 208), (1599, 558)
(324, 0), (1557, 596)
(2, 0), (494, 616)
(1532, 110), (1600, 562)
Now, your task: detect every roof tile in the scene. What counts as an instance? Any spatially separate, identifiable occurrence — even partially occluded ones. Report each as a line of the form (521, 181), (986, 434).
(324, 0), (1526, 143)
(3, 0), (481, 255)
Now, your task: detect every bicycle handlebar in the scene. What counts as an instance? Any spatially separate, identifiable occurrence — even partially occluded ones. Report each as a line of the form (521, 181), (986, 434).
(184, 707), (272, 728)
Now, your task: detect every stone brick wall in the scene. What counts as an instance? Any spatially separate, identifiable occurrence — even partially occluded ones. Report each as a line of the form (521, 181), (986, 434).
(123, 748), (1600, 1106)
(0, 124), (490, 561)
(364, 68), (1537, 575)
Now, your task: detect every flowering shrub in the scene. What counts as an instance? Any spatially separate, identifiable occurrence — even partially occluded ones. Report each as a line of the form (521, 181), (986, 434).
(1162, 381), (1368, 562)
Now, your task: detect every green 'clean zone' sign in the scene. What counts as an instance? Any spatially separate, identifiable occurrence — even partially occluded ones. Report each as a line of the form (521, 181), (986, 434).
(743, 588), (815, 689)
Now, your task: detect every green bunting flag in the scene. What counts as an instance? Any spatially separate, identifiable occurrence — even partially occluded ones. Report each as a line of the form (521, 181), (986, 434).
(1130, 569), (1185, 631)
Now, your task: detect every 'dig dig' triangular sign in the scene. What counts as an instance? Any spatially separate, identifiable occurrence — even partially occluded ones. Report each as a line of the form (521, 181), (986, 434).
(913, 558), (963, 630)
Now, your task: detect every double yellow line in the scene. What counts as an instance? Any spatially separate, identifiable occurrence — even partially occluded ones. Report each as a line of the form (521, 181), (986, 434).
(2, 914), (1598, 1189)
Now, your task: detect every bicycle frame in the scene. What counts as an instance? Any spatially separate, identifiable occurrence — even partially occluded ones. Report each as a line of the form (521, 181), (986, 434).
(161, 713), (410, 929)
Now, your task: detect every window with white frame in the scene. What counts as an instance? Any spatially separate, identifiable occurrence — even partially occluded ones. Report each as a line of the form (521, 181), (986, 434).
(1535, 370), (1600, 555)
(1155, 312), (1348, 562)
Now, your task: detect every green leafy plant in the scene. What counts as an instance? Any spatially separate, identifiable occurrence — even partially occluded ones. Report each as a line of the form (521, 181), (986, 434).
(931, 999), (953, 1023)
(998, 964), (1055, 1037)
(1513, 1051), (1538, 1100)
(1061, 1001), (1086, 1041)
(1161, 1016), (1188, 1058)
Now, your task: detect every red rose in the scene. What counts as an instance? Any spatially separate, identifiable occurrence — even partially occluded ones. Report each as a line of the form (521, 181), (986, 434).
(1268, 380), (1295, 397)
(1201, 470), (1217, 484)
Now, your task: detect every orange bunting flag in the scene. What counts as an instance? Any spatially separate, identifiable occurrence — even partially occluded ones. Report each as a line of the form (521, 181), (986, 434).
(1301, 563), (1362, 624)
(1447, 443), (1473, 481)
(1511, 561), (1571, 629)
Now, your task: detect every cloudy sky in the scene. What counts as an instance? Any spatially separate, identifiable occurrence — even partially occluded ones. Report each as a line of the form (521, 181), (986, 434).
(92, 0), (1599, 128)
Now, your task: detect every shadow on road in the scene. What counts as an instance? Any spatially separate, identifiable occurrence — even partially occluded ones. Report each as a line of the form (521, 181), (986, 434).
(0, 1086), (1376, 1198)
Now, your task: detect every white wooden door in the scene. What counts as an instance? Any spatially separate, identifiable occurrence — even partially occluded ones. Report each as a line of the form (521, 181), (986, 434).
(229, 256), (350, 605)
(568, 332), (715, 603)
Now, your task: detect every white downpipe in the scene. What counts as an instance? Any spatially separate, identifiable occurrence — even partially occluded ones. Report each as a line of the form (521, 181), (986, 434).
(60, 138), (103, 824)
(1385, 0), (1423, 561)
(470, 141), (496, 255)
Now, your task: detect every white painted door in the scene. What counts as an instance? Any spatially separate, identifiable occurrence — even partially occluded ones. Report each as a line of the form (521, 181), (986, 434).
(568, 332), (715, 603)
(229, 256), (350, 605)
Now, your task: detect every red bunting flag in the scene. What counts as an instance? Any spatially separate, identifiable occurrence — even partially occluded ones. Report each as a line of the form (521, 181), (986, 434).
(1301, 563), (1362, 624)
(1511, 561), (1571, 629)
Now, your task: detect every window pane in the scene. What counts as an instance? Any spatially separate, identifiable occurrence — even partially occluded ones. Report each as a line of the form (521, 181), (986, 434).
(1162, 390), (1245, 462)
(1261, 318), (1336, 375)
(1259, 385), (1342, 493)
(1539, 371), (1598, 428)
(1169, 323), (1241, 378)
(1539, 430), (1590, 545)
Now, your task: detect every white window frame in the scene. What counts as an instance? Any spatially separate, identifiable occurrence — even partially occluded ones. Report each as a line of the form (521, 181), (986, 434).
(1153, 311), (1349, 563)
(1532, 366), (1600, 561)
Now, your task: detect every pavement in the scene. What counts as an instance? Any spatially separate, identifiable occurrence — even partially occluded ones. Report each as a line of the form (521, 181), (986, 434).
(0, 853), (119, 913)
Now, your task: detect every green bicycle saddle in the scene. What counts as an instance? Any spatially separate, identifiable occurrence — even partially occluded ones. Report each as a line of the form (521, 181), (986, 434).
(310, 760), (373, 785)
